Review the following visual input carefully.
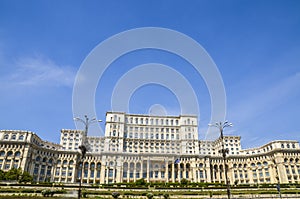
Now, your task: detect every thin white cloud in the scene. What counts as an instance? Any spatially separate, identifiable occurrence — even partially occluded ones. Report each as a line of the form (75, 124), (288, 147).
(230, 72), (300, 124)
(1, 55), (76, 88)
(228, 72), (300, 146)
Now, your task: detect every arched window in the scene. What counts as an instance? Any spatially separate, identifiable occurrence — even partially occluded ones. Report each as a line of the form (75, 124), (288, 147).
(19, 135), (24, 140)
(7, 151), (13, 157)
(42, 157), (47, 162)
(11, 134), (16, 140)
(257, 162), (262, 167)
(109, 161), (114, 166)
(4, 134), (9, 140)
(36, 156), (41, 161)
(90, 162), (95, 169)
(15, 151), (21, 157)
(97, 163), (101, 169)
(48, 159), (53, 164)
(63, 160), (68, 165)
(0, 151), (5, 156)
(186, 163), (190, 169)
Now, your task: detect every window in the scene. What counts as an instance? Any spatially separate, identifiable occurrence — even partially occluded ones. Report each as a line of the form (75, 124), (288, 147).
(40, 165), (46, 175)
(123, 170), (127, 178)
(34, 164), (39, 174)
(253, 171), (257, 178)
(7, 151), (13, 157)
(199, 170), (204, 178)
(18, 135), (24, 140)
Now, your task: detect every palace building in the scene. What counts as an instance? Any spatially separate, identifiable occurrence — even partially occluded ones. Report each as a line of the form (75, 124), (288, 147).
(0, 112), (300, 185)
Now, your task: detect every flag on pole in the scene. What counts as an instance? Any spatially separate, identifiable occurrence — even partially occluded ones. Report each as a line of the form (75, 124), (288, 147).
(174, 158), (180, 164)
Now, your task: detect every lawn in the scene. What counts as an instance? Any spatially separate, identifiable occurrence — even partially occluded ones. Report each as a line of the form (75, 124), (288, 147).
(0, 197), (76, 199)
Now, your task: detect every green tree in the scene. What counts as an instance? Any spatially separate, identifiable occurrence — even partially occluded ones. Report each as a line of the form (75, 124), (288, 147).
(19, 171), (33, 183)
(136, 178), (147, 186)
(180, 178), (189, 187)
(5, 168), (22, 181)
(0, 170), (6, 180)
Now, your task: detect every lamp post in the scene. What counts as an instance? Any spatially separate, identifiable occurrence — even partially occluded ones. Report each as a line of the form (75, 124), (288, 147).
(209, 121), (232, 199)
(273, 159), (282, 199)
(74, 115), (102, 199)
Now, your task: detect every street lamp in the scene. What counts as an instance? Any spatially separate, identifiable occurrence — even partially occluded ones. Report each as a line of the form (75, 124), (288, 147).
(273, 159), (282, 199)
(209, 121), (233, 199)
(74, 115), (102, 199)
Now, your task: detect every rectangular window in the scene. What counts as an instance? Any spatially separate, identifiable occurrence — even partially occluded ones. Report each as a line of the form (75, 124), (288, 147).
(62, 167), (66, 176)
(129, 171), (133, 178)
(108, 169), (113, 177)
(34, 164), (39, 174)
(40, 165), (46, 175)
(90, 170), (94, 178)
(199, 170), (204, 178)
(68, 167), (72, 176)
(55, 167), (60, 176)
(155, 171), (159, 178)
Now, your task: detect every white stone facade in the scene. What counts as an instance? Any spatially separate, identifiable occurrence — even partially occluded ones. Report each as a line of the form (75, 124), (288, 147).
(0, 112), (300, 185)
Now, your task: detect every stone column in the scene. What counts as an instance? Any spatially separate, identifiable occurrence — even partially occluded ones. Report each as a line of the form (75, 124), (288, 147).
(147, 158), (150, 182)
(165, 161), (169, 182)
(171, 162), (175, 182)
(100, 164), (106, 184)
(133, 163), (137, 182)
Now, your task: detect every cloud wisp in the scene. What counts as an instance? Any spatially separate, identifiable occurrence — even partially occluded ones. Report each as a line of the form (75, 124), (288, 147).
(228, 72), (300, 146)
(1, 56), (76, 89)
(231, 72), (300, 124)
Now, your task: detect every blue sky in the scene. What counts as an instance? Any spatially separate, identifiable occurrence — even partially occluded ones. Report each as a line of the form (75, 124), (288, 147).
(0, 0), (299, 148)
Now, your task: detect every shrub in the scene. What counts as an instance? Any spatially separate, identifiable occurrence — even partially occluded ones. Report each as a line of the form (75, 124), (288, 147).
(41, 189), (55, 197)
(112, 192), (121, 199)
(135, 178), (147, 186)
(163, 193), (170, 199)
(147, 193), (154, 199)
